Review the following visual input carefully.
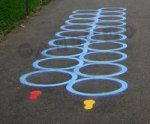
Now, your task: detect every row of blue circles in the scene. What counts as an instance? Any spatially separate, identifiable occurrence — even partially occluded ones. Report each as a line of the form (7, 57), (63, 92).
(65, 7), (128, 96)
(20, 7), (128, 97)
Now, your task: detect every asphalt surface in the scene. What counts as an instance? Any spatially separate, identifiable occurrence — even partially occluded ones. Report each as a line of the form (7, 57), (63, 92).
(0, 0), (150, 124)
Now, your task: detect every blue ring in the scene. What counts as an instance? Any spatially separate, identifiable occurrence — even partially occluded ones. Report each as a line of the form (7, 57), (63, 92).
(66, 77), (128, 97)
(32, 57), (84, 70)
(96, 21), (126, 27)
(74, 63), (127, 78)
(60, 24), (92, 31)
(48, 37), (88, 47)
(90, 34), (127, 42)
(41, 46), (87, 58)
(69, 13), (97, 19)
(100, 11), (126, 16)
(73, 10), (98, 14)
(87, 41), (127, 51)
(79, 51), (128, 63)
(55, 30), (90, 38)
(71, 13), (97, 15)
(99, 7), (127, 12)
(20, 70), (78, 88)
(98, 15), (126, 21)
(65, 18), (95, 25)
(93, 26), (126, 34)
(99, 15), (125, 17)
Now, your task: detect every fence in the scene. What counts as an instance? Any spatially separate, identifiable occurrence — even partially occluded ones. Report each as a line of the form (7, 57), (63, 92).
(0, 0), (51, 34)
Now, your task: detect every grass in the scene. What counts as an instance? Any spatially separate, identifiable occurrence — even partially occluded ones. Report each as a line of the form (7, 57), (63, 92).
(0, 0), (43, 34)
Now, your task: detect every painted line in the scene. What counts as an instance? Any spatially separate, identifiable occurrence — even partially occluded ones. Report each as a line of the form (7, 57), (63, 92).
(66, 77), (128, 97)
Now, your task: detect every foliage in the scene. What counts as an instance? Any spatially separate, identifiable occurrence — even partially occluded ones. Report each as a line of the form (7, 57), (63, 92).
(0, 0), (43, 33)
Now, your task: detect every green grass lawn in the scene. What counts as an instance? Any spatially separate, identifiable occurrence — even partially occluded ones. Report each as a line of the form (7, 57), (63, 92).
(0, 0), (42, 33)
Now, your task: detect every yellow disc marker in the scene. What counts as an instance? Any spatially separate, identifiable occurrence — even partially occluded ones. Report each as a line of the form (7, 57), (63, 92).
(83, 99), (96, 110)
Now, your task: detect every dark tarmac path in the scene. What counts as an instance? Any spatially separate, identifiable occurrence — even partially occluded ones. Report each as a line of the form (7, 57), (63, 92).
(0, 0), (150, 124)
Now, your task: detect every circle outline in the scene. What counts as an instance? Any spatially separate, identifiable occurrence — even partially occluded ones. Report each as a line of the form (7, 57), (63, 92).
(74, 63), (128, 78)
(69, 13), (97, 19)
(73, 10), (98, 14)
(65, 18), (95, 25)
(79, 51), (128, 63)
(100, 11), (126, 16)
(55, 30), (90, 38)
(20, 70), (78, 88)
(98, 15), (126, 21)
(99, 7), (127, 12)
(32, 57), (84, 70)
(41, 46), (87, 58)
(90, 34), (127, 42)
(96, 21), (126, 27)
(93, 26), (126, 34)
(87, 41), (127, 51)
(60, 24), (92, 31)
(66, 77), (128, 97)
(48, 37), (88, 47)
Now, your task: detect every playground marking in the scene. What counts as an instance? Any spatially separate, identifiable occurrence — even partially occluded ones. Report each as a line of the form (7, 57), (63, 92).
(29, 90), (42, 101)
(20, 7), (128, 99)
(84, 99), (96, 110)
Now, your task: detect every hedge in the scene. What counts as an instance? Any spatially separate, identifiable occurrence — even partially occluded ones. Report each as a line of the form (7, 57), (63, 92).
(0, 0), (49, 33)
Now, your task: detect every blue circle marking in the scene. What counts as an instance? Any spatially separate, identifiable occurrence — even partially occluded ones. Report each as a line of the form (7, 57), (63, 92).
(100, 11), (126, 16)
(73, 10), (98, 14)
(65, 18), (95, 25)
(87, 41), (127, 51)
(20, 70), (78, 88)
(55, 30), (90, 38)
(96, 21), (126, 27)
(32, 57), (84, 70)
(80, 51), (128, 63)
(41, 46), (87, 58)
(90, 34), (127, 42)
(93, 26), (126, 34)
(60, 24), (92, 31)
(66, 77), (128, 97)
(98, 15), (126, 21)
(99, 7), (127, 12)
(74, 63), (128, 78)
(69, 13), (97, 19)
(48, 37), (88, 47)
